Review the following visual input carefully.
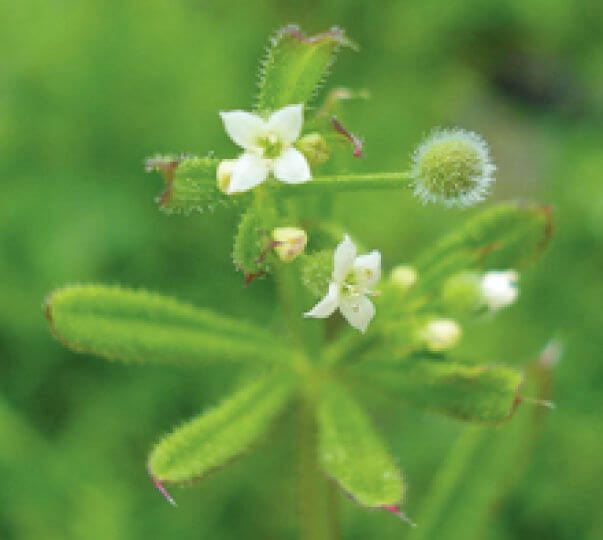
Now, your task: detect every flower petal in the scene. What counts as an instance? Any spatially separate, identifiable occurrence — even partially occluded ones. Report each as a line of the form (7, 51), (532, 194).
(332, 235), (357, 283)
(339, 295), (375, 333)
(304, 282), (340, 319)
(227, 153), (269, 194)
(353, 250), (381, 290)
(273, 147), (311, 184)
(219, 110), (265, 150)
(267, 104), (303, 144)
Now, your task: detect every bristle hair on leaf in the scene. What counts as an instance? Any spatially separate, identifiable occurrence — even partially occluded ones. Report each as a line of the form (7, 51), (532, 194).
(45, 284), (286, 366)
(255, 24), (357, 113)
(148, 373), (296, 484)
(316, 381), (404, 508)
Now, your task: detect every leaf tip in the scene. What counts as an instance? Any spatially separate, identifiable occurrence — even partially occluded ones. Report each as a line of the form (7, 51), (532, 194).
(382, 505), (417, 528)
(148, 464), (178, 507)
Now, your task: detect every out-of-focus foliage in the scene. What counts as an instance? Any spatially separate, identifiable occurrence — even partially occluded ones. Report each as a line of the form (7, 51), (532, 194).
(1, 1), (602, 539)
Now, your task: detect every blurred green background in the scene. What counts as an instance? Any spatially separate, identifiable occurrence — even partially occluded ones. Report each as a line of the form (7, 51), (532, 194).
(2, 1), (602, 538)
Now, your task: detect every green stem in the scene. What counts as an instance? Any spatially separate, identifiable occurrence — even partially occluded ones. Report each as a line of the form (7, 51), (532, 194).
(297, 399), (338, 540)
(278, 171), (413, 193)
(413, 425), (485, 540)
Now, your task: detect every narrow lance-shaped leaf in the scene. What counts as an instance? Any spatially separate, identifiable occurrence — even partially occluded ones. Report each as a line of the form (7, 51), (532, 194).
(149, 373), (296, 483)
(45, 285), (285, 365)
(232, 199), (279, 281)
(317, 380), (403, 508)
(146, 155), (238, 215)
(256, 25), (357, 113)
(414, 203), (552, 289)
(348, 355), (523, 423)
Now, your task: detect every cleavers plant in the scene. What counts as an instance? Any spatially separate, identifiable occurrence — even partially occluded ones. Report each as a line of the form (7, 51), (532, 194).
(44, 25), (553, 535)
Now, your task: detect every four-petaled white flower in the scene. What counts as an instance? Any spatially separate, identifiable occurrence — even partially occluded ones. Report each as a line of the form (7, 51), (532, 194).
(304, 235), (380, 333)
(481, 270), (519, 311)
(218, 103), (311, 194)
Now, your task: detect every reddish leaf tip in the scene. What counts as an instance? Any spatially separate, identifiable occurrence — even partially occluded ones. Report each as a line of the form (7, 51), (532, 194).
(383, 505), (417, 528)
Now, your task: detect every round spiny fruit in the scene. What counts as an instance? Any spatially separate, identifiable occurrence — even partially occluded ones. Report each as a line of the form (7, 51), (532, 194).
(411, 128), (495, 208)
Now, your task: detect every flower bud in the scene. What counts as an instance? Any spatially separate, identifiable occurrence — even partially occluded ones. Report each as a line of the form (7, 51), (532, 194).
(389, 265), (418, 290)
(411, 128), (495, 208)
(297, 132), (330, 166)
(480, 270), (519, 311)
(421, 318), (462, 352)
(216, 159), (237, 194)
(272, 227), (308, 263)
(441, 272), (482, 314)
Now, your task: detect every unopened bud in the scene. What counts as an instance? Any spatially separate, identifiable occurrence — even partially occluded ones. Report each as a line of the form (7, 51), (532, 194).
(421, 318), (462, 352)
(441, 272), (482, 314)
(272, 227), (308, 262)
(411, 128), (495, 208)
(217, 159), (237, 194)
(481, 270), (519, 311)
(390, 265), (418, 290)
(297, 132), (330, 166)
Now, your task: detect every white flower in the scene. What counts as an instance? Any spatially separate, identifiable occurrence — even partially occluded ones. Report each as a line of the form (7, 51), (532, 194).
(218, 103), (311, 194)
(481, 270), (519, 311)
(422, 319), (462, 352)
(304, 235), (380, 333)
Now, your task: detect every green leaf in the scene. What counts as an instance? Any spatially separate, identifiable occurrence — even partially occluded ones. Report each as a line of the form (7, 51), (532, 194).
(414, 203), (552, 288)
(256, 25), (357, 113)
(316, 380), (403, 507)
(45, 285), (284, 365)
(146, 155), (237, 215)
(149, 373), (296, 483)
(232, 197), (279, 279)
(349, 355), (523, 423)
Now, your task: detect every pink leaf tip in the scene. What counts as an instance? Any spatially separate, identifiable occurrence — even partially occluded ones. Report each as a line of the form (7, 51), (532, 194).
(383, 505), (417, 528)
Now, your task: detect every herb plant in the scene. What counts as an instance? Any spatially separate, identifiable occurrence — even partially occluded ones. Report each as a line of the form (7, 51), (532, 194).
(44, 25), (553, 537)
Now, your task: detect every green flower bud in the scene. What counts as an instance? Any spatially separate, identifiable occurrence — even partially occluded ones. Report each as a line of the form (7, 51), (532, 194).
(389, 265), (418, 290)
(297, 132), (330, 166)
(441, 272), (482, 314)
(411, 128), (495, 208)
(272, 227), (308, 263)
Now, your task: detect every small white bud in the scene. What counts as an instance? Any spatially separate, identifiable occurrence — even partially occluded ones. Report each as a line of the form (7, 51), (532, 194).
(216, 159), (237, 194)
(411, 128), (495, 208)
(422, 318), (462, 352)
(481, 270), (519, 311)
(272, 227), (308, 262)
(390, 265), (418, 290)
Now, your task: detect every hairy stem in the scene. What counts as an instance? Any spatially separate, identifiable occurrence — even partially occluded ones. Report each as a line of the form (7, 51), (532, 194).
(297, 399), (338, 540)
(280, 172), (413, 193)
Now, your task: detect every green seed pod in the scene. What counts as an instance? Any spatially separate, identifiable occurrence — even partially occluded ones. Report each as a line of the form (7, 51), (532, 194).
(411, 129), (495, 208)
